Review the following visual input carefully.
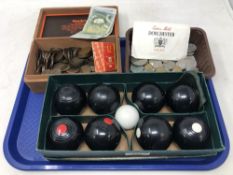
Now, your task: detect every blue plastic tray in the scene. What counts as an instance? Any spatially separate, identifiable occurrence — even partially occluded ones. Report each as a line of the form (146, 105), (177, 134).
(3, 39), (230, 170)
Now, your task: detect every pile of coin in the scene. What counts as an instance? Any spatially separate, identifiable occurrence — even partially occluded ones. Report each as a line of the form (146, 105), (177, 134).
(130, 43), (198, 73)
(36, 47), (94, 74)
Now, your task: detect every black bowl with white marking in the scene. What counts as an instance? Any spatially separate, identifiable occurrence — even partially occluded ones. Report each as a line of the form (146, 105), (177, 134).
(135, 116), (173, 150)
(173, 117), (210, 149)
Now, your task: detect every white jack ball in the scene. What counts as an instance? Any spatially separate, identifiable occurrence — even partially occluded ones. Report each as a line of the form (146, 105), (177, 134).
(115, 105), (140, 130)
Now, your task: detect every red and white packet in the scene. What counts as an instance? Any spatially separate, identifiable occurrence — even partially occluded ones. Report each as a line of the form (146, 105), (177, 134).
(91, 42), (116, 72)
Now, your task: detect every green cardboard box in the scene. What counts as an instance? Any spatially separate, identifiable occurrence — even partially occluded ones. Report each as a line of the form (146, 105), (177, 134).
(37, 72), (224, 160)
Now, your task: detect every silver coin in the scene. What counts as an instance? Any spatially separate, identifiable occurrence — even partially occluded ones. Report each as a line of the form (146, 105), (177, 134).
(185, 56), (197, 71)
(36, 49), (43, 68)
(172, 65), (183, 72)
(144, 63), (155, 72)
(176, 56), (197, 71)
(78, 47), (92, 59)
(53, 63), (69, 71)
(60, 57), (69, 64)
(176, 59), (187, 70)
(41, 65), (46, 72)
(130, 64), (144, 73)
(188, 43), (197, 53)
(42, 51), (51, 60)
(131, 57), (148, 66)
(163, 61), (176, 71)
(41, 69), (51, 74)
(155, 66), (166, 72)
(54, 50), (64, 63)
(162, 60), (169, 64)
(42, 68), (61, 74)
(66, 67), (80, 73)
(70, 57), (85, 68)
(61, 65), (71, 72)
(70, 47), (80, 57)
(68, 48), (74, 60)
(63, 48), (71, 60)
(187, 51), (195, 56)
(149, 60), (162, 68)
(80, 65), (92, 73)
(90, 65), (95, 72)
(130, 56), (138, 62)
(190, 67), (199, 72)
(36, 65), (42, 73)
(50, 68), (62, 74)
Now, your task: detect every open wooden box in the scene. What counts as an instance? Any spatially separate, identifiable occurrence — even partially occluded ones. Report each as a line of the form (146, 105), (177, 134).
(125, 28), (216, 79)
(24, 6), (121, 92)
(24, 37), (121, 92)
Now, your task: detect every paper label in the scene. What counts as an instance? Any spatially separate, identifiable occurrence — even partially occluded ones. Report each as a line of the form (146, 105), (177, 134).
(131, 21), (190, 60)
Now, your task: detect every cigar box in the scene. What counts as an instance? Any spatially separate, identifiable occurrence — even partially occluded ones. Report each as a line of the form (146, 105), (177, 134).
(34, 6), (119, 38)
(24, 6), (121, 92)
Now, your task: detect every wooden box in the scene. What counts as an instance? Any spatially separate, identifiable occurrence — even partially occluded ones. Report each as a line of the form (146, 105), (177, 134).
(24, 6), (121, 92)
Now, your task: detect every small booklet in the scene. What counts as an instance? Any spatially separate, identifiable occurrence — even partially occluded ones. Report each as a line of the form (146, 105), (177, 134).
(92, 42), (116, 72)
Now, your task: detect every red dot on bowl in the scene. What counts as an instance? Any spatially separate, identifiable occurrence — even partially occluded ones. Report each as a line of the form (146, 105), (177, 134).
(104, 118), (113, 125)
(56, 123), (68, 136)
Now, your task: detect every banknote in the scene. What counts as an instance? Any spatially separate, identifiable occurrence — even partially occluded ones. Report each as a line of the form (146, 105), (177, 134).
(71, 6), (116, 39)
